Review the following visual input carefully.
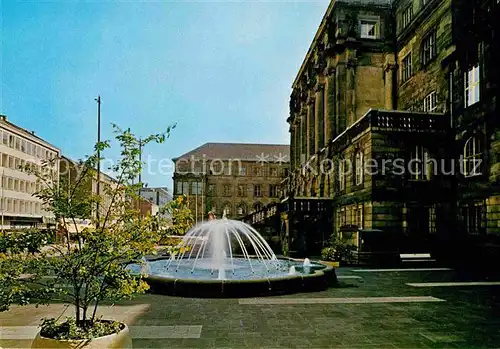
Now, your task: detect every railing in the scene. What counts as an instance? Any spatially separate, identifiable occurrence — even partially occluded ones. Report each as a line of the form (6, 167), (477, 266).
(371, 111), (446, 132)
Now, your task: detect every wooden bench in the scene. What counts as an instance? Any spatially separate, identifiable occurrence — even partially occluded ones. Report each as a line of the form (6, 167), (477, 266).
(400, 253), (436, 263)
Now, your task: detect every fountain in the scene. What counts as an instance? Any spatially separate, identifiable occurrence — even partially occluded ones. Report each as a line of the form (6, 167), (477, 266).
(130, 218), (337, 297)
(303, 258), (312, 267)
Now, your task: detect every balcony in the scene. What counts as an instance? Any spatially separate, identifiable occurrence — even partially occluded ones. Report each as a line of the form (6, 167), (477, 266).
(329, 109), (447, 153)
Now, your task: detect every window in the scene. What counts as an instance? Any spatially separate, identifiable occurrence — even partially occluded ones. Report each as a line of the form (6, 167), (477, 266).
(402, 53), (413, 82)
(270, 167), (278, 177)
(353, 205), (363, 228)
(237, 184), (246, 197)
(338, 207), (347, 227)
(2, 131), (8, 145)
(463, 136), (482, 177)
(254, 184), (262, 197)
(462, 202), (485, 235)
(237, 203), (247, 216)
(223, 184), (232, 196)
(210, 161), (222, 175)
(223, 204), (231, 217)
(208, 184), (216, 196)
(253, 166), (262, 176)
(360, 20), (378, 39)
(355, 151), (364, 185)
(191, 182), (202, 195)
(465, 65), (480, 107)
(239, 166), (246, 176)
(338, 161), (346, 191)
(182, 182), (189, 195)
(422, 30), (437, 65)
(253, 202), (262, 212)
(410, 146), (431, 180)
(402, 5), (413, 29)
(269, 184), (278, 198)
(429, 205), (436, 234)
(423, 91), (437, 112)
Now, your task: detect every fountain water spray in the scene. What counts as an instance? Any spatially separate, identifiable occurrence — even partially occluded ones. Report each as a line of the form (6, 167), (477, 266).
(166, 218), (280, 280)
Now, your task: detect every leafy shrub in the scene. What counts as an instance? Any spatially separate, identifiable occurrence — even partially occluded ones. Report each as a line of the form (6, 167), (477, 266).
(321, 247), (337, 261)
(40, 317), (122, 340)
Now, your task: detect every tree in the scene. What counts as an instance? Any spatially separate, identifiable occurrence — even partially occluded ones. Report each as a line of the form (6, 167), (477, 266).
(161, 194), (194, 236)
(0, 123), (175, 337)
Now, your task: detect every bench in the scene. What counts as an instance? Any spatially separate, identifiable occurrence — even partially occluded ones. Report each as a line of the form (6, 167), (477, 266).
(400, 253), (436, 263)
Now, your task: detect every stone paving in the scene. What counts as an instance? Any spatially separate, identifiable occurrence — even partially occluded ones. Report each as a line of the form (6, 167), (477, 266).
(1, 267), (500, 348)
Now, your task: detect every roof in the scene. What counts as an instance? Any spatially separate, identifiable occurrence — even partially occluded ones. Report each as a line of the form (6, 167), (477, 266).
(0, 114), (60, 151)
(173, 143), (290, 162)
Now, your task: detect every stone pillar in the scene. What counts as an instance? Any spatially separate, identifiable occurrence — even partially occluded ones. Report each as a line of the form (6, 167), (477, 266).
(336, 54), (347, 134)
(315, 83), (325, 152)
(384, 54), (396, 110)
(289, 121), (295, 169)
(307, 96), (315, 158)
(324, 67), (336, 141)
(301, 109), (307, 164)
(346, 59), (357, 127)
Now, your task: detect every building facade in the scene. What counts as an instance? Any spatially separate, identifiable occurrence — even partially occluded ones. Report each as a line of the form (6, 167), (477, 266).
(172, 143), (289, 223)
(0, 115), (60, 231)
(265, 0), (500, 259)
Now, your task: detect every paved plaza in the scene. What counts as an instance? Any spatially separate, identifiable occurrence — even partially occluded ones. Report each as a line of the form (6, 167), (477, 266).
(1, 266), (500, 348)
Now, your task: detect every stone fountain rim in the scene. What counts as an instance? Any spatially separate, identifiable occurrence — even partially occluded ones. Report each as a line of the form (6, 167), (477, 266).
(142, 257), (337, 298)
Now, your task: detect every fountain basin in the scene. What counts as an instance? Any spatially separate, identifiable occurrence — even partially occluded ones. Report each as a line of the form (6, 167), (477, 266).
(131, 257), (337, 298)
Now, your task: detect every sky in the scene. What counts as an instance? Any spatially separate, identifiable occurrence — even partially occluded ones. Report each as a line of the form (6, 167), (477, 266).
(1, 0), (330, 190)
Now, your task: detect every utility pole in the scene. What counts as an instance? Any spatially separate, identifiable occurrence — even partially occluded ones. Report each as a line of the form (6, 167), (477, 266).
(95, 96), (101, 225)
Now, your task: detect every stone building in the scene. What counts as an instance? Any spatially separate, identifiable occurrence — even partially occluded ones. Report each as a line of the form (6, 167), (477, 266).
(0, 115), (60, 231)
(446, 0), (500, 262)
(258, 0), (500, 262)
(172, 143), (289, 223)
(258, 0), (474, 258)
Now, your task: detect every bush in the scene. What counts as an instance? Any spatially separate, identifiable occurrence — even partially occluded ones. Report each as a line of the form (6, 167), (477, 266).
(321, 247), (337, 261)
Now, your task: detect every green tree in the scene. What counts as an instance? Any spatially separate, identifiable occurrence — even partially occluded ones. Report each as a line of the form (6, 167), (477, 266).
(161, 194), (194, 236)
(0, 123), (175, 336)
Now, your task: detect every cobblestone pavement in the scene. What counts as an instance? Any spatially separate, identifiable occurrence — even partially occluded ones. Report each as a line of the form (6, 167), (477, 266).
(1, 267), (500, 348)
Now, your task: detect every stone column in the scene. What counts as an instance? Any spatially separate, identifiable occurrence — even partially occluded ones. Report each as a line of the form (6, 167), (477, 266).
(324, 67), (336, 141)
(301, 109), (307, 164)
(345, 58), (357, 127)
(289, 121), (295, 170)
(336, 53), (347, 134)
(384, 54), (396, 110)
(315, 83), (325, 152)
(307, 95), (315, 158)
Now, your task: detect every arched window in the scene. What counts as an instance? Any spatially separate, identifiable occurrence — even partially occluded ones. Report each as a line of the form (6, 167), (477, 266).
(355, 151), (364, 185)
(237, 203), (247, 216)
(223, 203), (232, 217)
(464, 136), (482, 177)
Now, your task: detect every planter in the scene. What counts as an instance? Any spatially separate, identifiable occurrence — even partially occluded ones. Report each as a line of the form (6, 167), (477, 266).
(31, 322), (132, 349)
(322, 260), (340, 268)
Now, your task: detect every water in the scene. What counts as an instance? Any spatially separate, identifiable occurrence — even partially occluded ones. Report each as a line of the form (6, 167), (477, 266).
(129, 219), (327, 280)
(303, 258), (312, 267)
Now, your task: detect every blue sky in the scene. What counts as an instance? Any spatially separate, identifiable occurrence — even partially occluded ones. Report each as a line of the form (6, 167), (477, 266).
(1, 0), (329, 190)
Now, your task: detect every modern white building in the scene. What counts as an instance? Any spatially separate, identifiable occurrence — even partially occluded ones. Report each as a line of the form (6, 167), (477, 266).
(0, 115), (60, 231)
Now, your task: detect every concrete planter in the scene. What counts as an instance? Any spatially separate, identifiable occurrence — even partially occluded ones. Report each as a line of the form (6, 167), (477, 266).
(31, 322), (132, 349)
